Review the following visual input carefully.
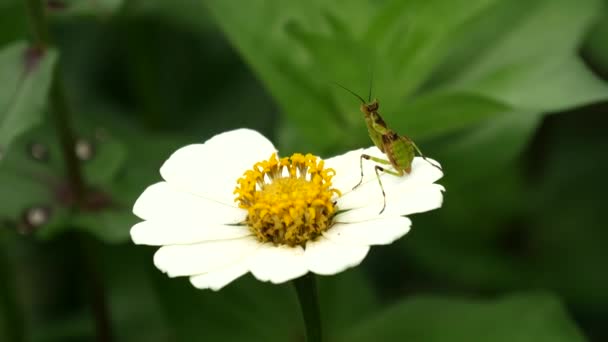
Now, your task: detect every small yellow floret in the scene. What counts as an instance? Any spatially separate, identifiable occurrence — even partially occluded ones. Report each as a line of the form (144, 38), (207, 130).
(234, 153), (341, 246)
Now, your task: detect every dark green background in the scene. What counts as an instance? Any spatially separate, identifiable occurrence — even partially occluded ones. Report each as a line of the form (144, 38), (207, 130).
(1, 0), (607, 341)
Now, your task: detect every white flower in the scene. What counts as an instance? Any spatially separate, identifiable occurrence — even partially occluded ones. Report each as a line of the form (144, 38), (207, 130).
(131, 129), (444, 290)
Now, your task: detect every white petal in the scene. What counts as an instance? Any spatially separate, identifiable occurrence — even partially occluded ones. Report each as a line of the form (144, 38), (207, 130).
(304, 237), (369, 275)
(336, 183), (444, 222)
(153, 237), (260, 277)
(249, 244), (308, 284)
(189, 260), (249, 291)
(160, 129), (277, 205)
(324, 147), (367, 194)
(130, 220), (252, 246)
(324, 216), (411, 245)
(133, 182), (246, 224)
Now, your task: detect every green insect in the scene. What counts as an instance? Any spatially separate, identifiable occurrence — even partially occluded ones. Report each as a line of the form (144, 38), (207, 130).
(336, 84), (442, 214)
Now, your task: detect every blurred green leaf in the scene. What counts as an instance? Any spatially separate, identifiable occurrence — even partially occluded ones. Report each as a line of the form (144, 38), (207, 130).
(318, 269), (379, 339)
(100, 245), (172, 342)
(0, 238), (25, 342)
(0, 118), (132, 243)
(584, 11), (608, 74)
(0, 128), (66, 235)
(147, 262), (377, 341)
(152, 273), (301, 341)
(0, 1), (28, 46)
(404, 107), (608, 310)
(430, 0), (608, 111)
(82, 137), (127, 186)
(0, 41), (57, 160)
(67, 210), (134, 244)
(438, 110), (542, 187)
(400, 111), (542, 289)
(403, 168), (533, 291)
(206, 0), (606, 153)
(341, 293), (586, 342)
(31, 314), (94, 342)
(525, 112), (608, 309)
(395, 92), (511, 139)
(204, 1), (353, 152)
(49, 0), (124, 17)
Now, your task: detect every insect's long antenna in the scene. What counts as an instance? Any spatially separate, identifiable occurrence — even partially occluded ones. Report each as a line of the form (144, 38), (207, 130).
(332, 82), (366, 104)
(367, 69), (374, 103)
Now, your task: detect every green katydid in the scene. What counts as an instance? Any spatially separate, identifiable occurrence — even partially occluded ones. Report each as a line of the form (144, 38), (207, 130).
(335, 84), (442, 214)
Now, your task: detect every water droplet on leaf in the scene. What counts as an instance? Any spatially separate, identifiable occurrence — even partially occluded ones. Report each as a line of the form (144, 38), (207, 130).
(75, 138), (95, 161)
(28, 142), (49, 162)
(19, 206), (52, 234)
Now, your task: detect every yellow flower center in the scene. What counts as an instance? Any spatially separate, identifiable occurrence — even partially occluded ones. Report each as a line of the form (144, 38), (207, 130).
(234, 153), (341, 247)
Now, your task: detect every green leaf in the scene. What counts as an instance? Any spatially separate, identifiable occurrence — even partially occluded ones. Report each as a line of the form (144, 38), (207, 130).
(152, 274), (300, 341)
(432, 0), (608, 111)
(48, 0), (124, 16)
(82, 138), (127, 186)
(148, 261), (377, 341)
(0, 119), (131, 243)
(391, 92), (511, 139)
(584, 11), (608, 74)
(318, 269), (379, 339)
(99, 245), (172, 342)
(71, 210), (136, 244)
(0, 128), (67, 235)
(0, 237), (25, 342)
(341, 293), (586, 342)
(206, 0), (606, 152)
(437, 110), (542, 187)
(524, 113), (608, 308)
(0, 1), (28, 47)
(0, 41), (57, 160)
(398, 111), (542, 290)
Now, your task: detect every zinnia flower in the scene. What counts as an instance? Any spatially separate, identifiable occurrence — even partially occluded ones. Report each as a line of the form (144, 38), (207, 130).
(131, 129), (444, 290)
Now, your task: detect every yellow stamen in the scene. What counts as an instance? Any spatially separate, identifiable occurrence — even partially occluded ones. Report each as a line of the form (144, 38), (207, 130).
(234, 153), (341, 246)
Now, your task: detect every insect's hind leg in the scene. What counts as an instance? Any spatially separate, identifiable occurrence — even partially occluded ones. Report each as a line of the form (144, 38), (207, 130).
(410, 141), (443, 171)
(353, 154), (392, 190)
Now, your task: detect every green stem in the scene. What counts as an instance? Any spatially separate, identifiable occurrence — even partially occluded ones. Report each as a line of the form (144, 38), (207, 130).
(0, 239), (25, 342)
(23, 2), (111, 341)
(25, 0), (85, 202)
(294, 273), (323, 342)
(77, 235), (113, 342)
(25, 0), (49, 47)
(49, 69), (86, 201)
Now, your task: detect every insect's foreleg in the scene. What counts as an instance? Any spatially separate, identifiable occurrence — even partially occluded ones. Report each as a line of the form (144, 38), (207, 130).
(410, 140), (443, 171)
(353, 154), (403, 214)
(353, 154), (392, 190)
(372, 165), (403, 214)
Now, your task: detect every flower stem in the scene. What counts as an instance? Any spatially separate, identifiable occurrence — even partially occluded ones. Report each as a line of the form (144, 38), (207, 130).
(294, 273), (323, 342)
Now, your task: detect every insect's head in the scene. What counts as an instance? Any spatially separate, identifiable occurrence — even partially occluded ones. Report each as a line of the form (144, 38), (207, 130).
(360, 100), (379, 116)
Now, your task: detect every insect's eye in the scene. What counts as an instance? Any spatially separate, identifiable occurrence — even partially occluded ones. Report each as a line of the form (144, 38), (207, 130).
(368, 102), (379, 111)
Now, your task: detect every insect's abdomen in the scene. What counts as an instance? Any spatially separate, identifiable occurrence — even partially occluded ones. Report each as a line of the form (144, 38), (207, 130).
(385, 134), (414, 172)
